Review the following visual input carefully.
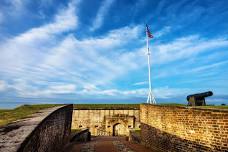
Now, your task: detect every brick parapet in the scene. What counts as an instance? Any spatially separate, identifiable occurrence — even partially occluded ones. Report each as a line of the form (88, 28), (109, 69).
(140, 104), (228, 152)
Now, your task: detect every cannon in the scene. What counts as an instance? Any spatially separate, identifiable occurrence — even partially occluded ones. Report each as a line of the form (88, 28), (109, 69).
(187, 91), (213, 106)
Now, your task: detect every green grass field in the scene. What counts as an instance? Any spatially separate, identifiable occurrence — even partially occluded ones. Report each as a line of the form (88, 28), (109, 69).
(73, 104), (140, 110)
(158, 103), (228, 109)
(0, 104), (60, 127)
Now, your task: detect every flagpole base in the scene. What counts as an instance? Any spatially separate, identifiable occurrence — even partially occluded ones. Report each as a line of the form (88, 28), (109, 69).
(147, 91), (156, 104)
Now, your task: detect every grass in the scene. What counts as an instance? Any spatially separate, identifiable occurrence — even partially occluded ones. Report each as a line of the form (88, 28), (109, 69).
(73, 104), (140, 110)
(157, 103), (228, 109)
(0, 104), (60, 127)
(158, 103), (185, 106)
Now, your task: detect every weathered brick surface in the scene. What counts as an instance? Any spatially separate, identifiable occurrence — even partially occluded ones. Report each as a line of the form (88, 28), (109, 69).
(140, 104), (228, 152)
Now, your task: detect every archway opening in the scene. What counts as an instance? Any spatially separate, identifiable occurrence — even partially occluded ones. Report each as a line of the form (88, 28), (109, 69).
(112, 123), (126, 136)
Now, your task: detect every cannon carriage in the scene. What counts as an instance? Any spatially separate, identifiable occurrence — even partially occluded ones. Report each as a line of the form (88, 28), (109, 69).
(186, 91), (213, 106)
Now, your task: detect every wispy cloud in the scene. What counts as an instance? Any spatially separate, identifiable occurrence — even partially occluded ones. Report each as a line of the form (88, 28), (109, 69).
(0, 1), (78, 73)
(154, 26), (171, 38)
(0, 1), (80, 96)
(153, 35), (228, 64)
(90, 0), (115, 31)
(0, 16), (143, 97)
(3, 0), (28, 17)
(1, 23), (228, 98)
(76, 86), (197, 99)
(0, 80), (8, 91)
(133, 81), (147, 86)
(20, 84), (77, 97)
(191, 60), (228, 73)
(7, 78), (77, 97)
(11, 0), (24, 10)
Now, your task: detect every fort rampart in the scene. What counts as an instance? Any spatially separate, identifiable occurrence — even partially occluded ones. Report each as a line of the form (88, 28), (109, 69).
(140, 104), (228, 152)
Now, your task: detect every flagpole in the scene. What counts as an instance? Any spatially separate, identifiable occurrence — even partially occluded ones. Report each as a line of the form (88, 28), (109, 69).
(146, 32), (151, 104)
(146, 25), (156, 104)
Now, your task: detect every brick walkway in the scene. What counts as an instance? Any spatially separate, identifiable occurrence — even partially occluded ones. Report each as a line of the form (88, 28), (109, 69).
(64, 136), (154, 152)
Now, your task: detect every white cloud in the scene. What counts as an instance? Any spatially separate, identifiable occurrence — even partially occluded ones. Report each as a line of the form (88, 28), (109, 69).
(133, 81), (147, 86)
(0, 1), (78, 76)
(79, 86), (146, 97)
(151, 36), (228, 80)
(0, 1), (81, 97)
(76, 86), (197, 99)
(0, 80), (8, 91)
(152, 35), (228, 64)
(2, 27), (228, 98)
(15, 2), (77, 42)
(83, 84), (98, 92)
(90, 0), (115, 31)
(153, 87), (191, 98)
(19, 84), (76, 97)
(8, 78), (76, 97)
(154, 26), (171, 38)
(41, 25), (143, 86)
(191, 60), (228, 73)
(9, 0), (24, 12)
(6, 0), (28, 17)
(48, 84), (76, 93)
(0, 17), (144, 97)
(0, 0), (27, 29)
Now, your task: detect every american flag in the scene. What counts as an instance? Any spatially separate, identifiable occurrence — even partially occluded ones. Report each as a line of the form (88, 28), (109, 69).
(146, 24), (153, 38)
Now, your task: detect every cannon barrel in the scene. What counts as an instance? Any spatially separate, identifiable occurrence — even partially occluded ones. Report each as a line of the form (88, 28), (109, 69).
(187, 91), (213, 101)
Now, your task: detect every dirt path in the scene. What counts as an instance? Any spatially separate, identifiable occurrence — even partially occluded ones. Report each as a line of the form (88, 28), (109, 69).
(64, 136), (154, 152)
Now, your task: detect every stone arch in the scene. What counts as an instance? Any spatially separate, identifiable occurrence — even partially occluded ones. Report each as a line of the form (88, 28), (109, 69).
(112, 123), (126, 136)
(105, 115), (136, 136)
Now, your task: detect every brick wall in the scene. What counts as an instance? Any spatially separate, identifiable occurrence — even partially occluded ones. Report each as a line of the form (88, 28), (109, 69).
(17, 104), (73, 152)
(140, 104), (228, 152)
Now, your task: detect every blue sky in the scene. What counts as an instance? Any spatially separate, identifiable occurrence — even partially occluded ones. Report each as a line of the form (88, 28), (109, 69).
(0, 0), (228, 106)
